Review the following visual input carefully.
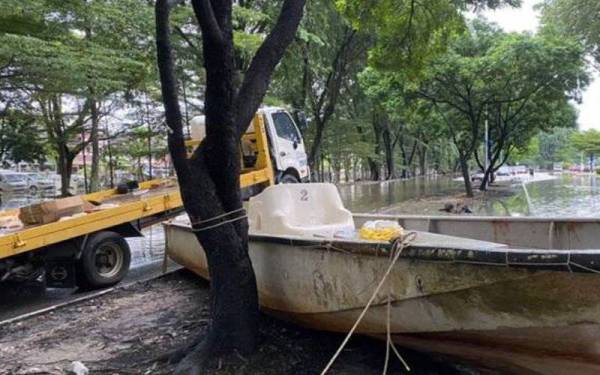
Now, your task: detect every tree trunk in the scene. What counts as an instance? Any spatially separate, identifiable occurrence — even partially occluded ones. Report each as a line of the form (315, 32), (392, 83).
(319, 153), (327, 182)
(418, 145), (427, 176)
(155, 0), (305, 371)
(382, 128), (394, 180)
(458, 155), (473, 198)
(343, 157), (350, 183)
(308, 118), (325, 179)
(57, 147), (74, 197)
(90, 99), (101, 192)
(367, 157), (380, 181)
(147, 131), (153, 180)
(106, 126), (115, 188)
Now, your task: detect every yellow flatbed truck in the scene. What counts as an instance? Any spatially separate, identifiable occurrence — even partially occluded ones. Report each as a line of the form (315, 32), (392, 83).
(0, 110), (308, 289)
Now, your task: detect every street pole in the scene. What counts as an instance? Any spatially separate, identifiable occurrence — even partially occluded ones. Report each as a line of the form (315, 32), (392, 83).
(484, 108), (489, 189)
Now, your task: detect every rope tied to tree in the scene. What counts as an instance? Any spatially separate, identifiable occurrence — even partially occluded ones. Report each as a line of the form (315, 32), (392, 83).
(320, 232), (416, 375)
(190, 207), (247, 233)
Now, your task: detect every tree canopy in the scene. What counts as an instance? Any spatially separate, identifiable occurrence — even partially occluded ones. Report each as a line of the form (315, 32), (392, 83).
(540, 0), (600, 69)
(336, 0), (520, 73)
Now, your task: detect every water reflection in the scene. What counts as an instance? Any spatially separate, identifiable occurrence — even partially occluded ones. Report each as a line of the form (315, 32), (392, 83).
(340, 173), (600, 218)
(518, 174), (600, 217)
(338, 176), (464, 213)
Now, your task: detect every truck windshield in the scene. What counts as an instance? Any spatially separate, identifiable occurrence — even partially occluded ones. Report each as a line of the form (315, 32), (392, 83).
(272, 112), (301, 143)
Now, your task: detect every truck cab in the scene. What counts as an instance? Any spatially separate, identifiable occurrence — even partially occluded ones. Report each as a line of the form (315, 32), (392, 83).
(190, 107), (310, 184)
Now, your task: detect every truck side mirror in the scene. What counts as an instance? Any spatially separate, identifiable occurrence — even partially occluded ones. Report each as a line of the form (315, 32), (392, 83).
(294, 110), (308, 131)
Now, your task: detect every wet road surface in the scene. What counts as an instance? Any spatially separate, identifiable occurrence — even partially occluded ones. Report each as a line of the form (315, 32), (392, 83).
(0, 226), (180, 322)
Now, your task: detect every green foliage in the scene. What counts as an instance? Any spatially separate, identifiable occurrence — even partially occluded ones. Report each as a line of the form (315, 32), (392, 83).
(0, 0), (151, 95)
(539, 127), (578, 164)
(336, 0), (519, 74)
(338, 0), (462, 73)
(0, 109), (47, 163)
(540, 0), (600, 69)
(321, 117), (373, 164)
(511, 135), (539, 165)
(571, 129), (600, 156)
(513, 127), (578, 166)
(272, 0), (362, 108)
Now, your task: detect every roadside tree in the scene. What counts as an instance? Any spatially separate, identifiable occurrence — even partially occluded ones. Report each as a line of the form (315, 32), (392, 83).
(418, 21), (587, 195)
(155, 0), (305, 372)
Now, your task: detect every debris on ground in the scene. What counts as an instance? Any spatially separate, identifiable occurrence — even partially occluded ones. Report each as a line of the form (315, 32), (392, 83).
(0, 271), (488, 374)
(69, 362), (88, 375)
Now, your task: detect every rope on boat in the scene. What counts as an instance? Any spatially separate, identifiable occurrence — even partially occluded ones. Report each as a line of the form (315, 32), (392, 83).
(190, 208), (247, 233)
(320, 232), (416, 375)
(569, 261), (600, 274)
(383, 242), (411, 374)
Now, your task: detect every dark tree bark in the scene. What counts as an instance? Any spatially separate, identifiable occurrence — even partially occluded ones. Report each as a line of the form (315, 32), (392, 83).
(57, 146), (76, 197)
(155, 0), (305, 372)
(370, 112), (384, 181)
(458, 153), (474, 197)
(366, 158), (378, 181)
(382, 125), (395, 180)
(417, 144), (427, 176)
(398, 138), (417, 179)
(89, 99), (101, 192)
(307, 28), (359, 174)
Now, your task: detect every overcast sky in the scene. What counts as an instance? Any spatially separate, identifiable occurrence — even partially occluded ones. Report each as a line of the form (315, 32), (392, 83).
(477, 0), (599, 130)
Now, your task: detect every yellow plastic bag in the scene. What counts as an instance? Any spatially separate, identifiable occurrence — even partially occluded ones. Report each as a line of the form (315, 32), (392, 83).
(359, 220), (404, 241)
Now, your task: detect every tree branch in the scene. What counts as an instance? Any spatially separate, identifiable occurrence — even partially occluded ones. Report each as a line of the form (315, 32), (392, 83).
(191, 0), (224, 46)
(233, 0), (306, 136)
(174, 26), (202, 58)
(155, 0), (190, 184)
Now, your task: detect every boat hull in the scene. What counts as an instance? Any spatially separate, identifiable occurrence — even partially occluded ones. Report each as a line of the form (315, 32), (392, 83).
(164, 222), (600, 374)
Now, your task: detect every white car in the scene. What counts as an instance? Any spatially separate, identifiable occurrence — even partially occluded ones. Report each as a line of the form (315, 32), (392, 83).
(471, 171), (485, 182)
(0, 171), (28, 197)
(25, 173), (56, 197)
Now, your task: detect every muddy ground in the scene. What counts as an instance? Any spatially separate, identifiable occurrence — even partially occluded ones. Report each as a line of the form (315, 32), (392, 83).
(0, 271), (491, 375)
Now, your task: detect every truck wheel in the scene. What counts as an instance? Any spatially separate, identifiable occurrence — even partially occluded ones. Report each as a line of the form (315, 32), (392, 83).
(77, 231), (131, 290)
(280, 173), (300, 184)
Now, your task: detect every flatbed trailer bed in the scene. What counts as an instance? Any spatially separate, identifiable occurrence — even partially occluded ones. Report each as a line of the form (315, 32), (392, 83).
(0, 180), (182, 261)
(0, 113), (275, 289)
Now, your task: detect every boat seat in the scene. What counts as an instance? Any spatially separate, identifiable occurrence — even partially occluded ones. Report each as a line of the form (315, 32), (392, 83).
(248, 183), (355, 237)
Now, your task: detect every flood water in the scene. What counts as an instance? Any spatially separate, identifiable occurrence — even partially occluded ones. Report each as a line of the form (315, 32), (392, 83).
(338, 172), (600, 218)
(338, 175), (464, 213)
(506, 173), (600, 217)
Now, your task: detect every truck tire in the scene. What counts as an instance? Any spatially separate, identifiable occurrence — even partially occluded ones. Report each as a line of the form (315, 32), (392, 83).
(76, 231), (131, 290)
(280, 173), (300, 184)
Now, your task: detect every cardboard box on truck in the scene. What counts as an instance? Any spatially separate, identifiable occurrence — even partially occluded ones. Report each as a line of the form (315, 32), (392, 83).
(19, 196), (94, 225)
